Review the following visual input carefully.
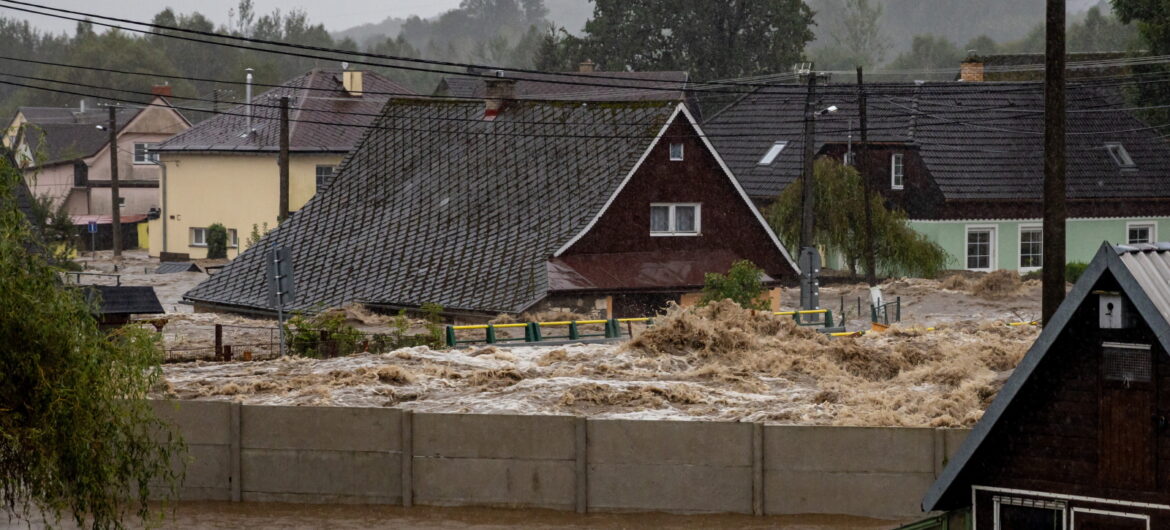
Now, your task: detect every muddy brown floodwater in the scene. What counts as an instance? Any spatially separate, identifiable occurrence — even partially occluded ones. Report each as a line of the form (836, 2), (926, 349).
(3, 502), (910, 529)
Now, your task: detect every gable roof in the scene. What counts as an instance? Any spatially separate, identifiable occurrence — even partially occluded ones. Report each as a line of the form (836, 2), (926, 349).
(183, 99), (680, 314)
(703, 82), (1170, 202)
(156, 70), (414, 153)
(85, 285), (165, 315)
(923, 241), (1170, 512)
(16, 106), (137, 166)
(436, 71), (692, 102)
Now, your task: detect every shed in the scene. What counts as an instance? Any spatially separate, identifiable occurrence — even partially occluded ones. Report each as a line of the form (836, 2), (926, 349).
(84, 285), (165, 327)
(922, 242), (1170, 528)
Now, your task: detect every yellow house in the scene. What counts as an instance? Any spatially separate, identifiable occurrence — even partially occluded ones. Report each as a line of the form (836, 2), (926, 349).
(151, 69), (413, 258)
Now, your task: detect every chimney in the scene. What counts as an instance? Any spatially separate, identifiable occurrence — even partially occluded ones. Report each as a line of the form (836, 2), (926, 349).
(151, 83), (172, 97)
(960, 52), (984, 82)
(483, 70), (515, 120)
(343, 70), (364, 97)
(578, 59), (596, 73)
(245, 68), (254, 134)
(79, 100), (86, 113)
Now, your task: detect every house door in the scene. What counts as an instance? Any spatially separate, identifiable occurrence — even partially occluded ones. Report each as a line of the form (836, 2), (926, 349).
(1099, 343), (1156, 490)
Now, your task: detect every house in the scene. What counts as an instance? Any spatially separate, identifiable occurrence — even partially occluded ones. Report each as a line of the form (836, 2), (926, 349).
(151, 69), (414, 259)
(703, 81), (1170, 273)
(182, 83), (796, 318)
(922, 242), (1170, 528)
(5, 92), (191, 238)
(434, 62), (700, 117)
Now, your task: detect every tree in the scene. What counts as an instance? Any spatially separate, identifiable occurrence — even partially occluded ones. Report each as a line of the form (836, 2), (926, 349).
(887, 34), (963, 71)
(539, 0), (815, 82)
(766, 158), (947, 278)
(206, 223), (228, 259)
(1110, 0), (1170, 126)
(0, 157), (181, 529)
(699, 260), (769, 310)
(828, 0), (890, 68)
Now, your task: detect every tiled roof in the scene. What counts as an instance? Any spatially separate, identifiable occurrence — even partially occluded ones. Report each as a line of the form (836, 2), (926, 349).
(18, 106), (137, 165)
(703, 82), (1170, 201)
(156, 70), (414, 153)
(183, 99), (678, 314)
(85, 285), (165, 315)
(436, 71), (691, 102)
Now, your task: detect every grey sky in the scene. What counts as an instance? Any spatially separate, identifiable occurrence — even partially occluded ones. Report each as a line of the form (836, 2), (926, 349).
(5, 0), (466, 35)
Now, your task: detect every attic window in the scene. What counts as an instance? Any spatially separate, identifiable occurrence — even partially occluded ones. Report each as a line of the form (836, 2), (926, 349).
(1105, 143), (1136, 169)
(669, 143), (684, 161)
(1103, 342), (1151, 385)
(758, 141), (788, 165)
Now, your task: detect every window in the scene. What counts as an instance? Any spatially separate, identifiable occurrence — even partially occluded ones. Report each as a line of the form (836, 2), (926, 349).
(966, 226), (995, 271)
(1105, 143), (1136, 169)
(1127, 222), (1155, 245)
(190, 227), (207, 247)
(993, 496), (1066, 530)
(1019, 226), (1042, 269)
(1103, 342), (1152, 385)
(650, 203), (700, 236)
(890, 153), (904, 189)
(758, 141), (788, 165)
(669, 143), (684, 161)
(315, 165), (337, 192)
(116, 197), (126, 207)
(133, 142), (158, 164)
(227, 228), (239, 248)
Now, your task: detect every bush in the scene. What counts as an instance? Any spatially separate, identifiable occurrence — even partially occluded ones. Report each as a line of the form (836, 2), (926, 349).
(1066, 262), (1089, 284)
(206, 222), (228, 259)
(284, 303), (447, 357)
(699, 260), (768, 310)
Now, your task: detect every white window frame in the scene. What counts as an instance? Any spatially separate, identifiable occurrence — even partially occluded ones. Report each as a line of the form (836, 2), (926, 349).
(992, 495), (1068, 530)
(1105, 143), (1136, 169)
(758, 141), (787, 165)
(133, 142), (158, 164)
(965, 225), (997, 272)
(315, 165), (336, 192)
(1126, 221), (1156, 245)
(1070, 507), (1151, 529)
(650, 203), (701, 236)
(1018, 224), (1042, 272)
(190, 227), (207, 247)
(227, 228), (239, 248)
(973, 485), (1170, 530)
(669, 143), (684, 161)
(890, 153), (904, 190)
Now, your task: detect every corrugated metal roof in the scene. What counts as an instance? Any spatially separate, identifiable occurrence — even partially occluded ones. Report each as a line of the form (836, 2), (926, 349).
(1116, 243), (1170, 328)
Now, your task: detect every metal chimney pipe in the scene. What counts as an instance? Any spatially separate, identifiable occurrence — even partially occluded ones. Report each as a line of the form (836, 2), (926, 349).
(245, 68), (254, 133)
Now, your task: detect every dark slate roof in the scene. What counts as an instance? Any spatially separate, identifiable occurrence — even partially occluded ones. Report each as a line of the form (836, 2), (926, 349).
(17, 106), (137, 166)
(435, 71), (691, 102)
(155, 70), (414, 153)
(155, 262), (202, 274)
(703, 82), (1170, 202)
(85, 285), (165, 315)
(183, 99), (679, 314)
(923, 242), (1170, 512)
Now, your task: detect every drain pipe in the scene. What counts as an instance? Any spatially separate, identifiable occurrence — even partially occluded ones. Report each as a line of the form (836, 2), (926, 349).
(150, 158), (167, 252)
(245, 68), (254, 134)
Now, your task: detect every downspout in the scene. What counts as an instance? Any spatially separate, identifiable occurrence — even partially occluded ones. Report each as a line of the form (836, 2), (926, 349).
(150, 158), (167, 253)
(245, 68), (254, 134)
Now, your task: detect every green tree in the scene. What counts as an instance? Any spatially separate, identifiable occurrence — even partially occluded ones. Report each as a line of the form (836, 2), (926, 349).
(206, 223), (228, 259)
(766, 158), (947, 278)
(699, 260), (769, 310)
(1111, 0), (1170, 125)
(887, 34), (963, 71)
(0, 157), (182, 529)
(828, 0), (890, 68)
(539, 0), (815, 82)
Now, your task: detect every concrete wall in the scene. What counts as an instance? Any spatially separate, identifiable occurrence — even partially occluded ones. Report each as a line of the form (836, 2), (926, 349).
(152, 400), (969, 518)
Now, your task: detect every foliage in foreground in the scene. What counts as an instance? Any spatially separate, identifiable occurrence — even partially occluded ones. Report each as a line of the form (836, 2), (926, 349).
(0, 158), (182, 529)
(206, 223), (228, 259)
(284, 303), (446, 357)
(767, 158), (948, 279)
(700, 260), (769, 311)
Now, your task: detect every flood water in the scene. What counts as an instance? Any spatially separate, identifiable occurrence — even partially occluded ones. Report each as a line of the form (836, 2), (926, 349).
(4, 502), (909, 529)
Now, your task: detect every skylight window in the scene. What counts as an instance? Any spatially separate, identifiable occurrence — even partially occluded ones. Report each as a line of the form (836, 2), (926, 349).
(1105, 143), (1136, 169)
(758, 141), (788, 165)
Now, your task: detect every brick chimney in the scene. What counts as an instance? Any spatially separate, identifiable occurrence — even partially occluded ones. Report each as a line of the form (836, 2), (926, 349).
(484, 71), (515, 120)
(343, 70), (364, 97)
(960, 54), (984, 82)
(151, 84), (173, 97)
(578, 59), (596, 73)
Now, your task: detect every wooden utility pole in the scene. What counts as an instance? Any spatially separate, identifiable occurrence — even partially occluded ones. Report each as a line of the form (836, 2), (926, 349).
(800, 72), (818, 250)
(1042, 0), (1067, 324)
(857, 66), (877, 286)
(278, 96), (290, 223)
(107, 105), (122, 258)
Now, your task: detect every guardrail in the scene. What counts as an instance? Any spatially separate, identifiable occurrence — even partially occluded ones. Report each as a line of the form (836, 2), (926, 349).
(774, 308), (835, 328)
(62, 271), (122, 286)
(445, 318), (654, 348)
(871, 297), (902, 326)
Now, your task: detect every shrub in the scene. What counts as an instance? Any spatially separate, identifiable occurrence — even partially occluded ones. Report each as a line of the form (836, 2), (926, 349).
(700, 260), (769, 310)
(1066, 262), (1089, 284)
(206, 222), (228, 259)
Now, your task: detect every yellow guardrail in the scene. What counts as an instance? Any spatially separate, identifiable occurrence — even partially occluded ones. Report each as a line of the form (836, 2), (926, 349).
(774, 309), (828, 316)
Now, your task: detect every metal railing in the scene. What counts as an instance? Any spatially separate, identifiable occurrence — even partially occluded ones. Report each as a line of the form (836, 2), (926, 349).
(445, 318), (653, 347)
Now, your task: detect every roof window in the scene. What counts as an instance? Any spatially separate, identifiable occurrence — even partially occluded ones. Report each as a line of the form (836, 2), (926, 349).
(1105, 143), (1136, 169)
(758, 141), (787, 165)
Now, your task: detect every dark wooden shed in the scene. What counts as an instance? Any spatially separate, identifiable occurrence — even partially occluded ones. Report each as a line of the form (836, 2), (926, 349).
(84, 285), (165, 328)
(922, 242), (1170, 529)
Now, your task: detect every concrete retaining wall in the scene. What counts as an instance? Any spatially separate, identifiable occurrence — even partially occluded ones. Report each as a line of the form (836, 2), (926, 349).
(153, 400), (968, 518)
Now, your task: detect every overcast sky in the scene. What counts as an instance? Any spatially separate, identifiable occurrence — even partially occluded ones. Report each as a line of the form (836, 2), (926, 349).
(6, 0), (467, 35)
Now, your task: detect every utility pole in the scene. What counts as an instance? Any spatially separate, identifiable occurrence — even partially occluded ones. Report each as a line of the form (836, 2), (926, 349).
(800, 72), (818, 250)
(1042, 0), (1067, 324)
(857, 66), (877, 286)
(278, 96), (290, 223)
(107, 105), (122, 259)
